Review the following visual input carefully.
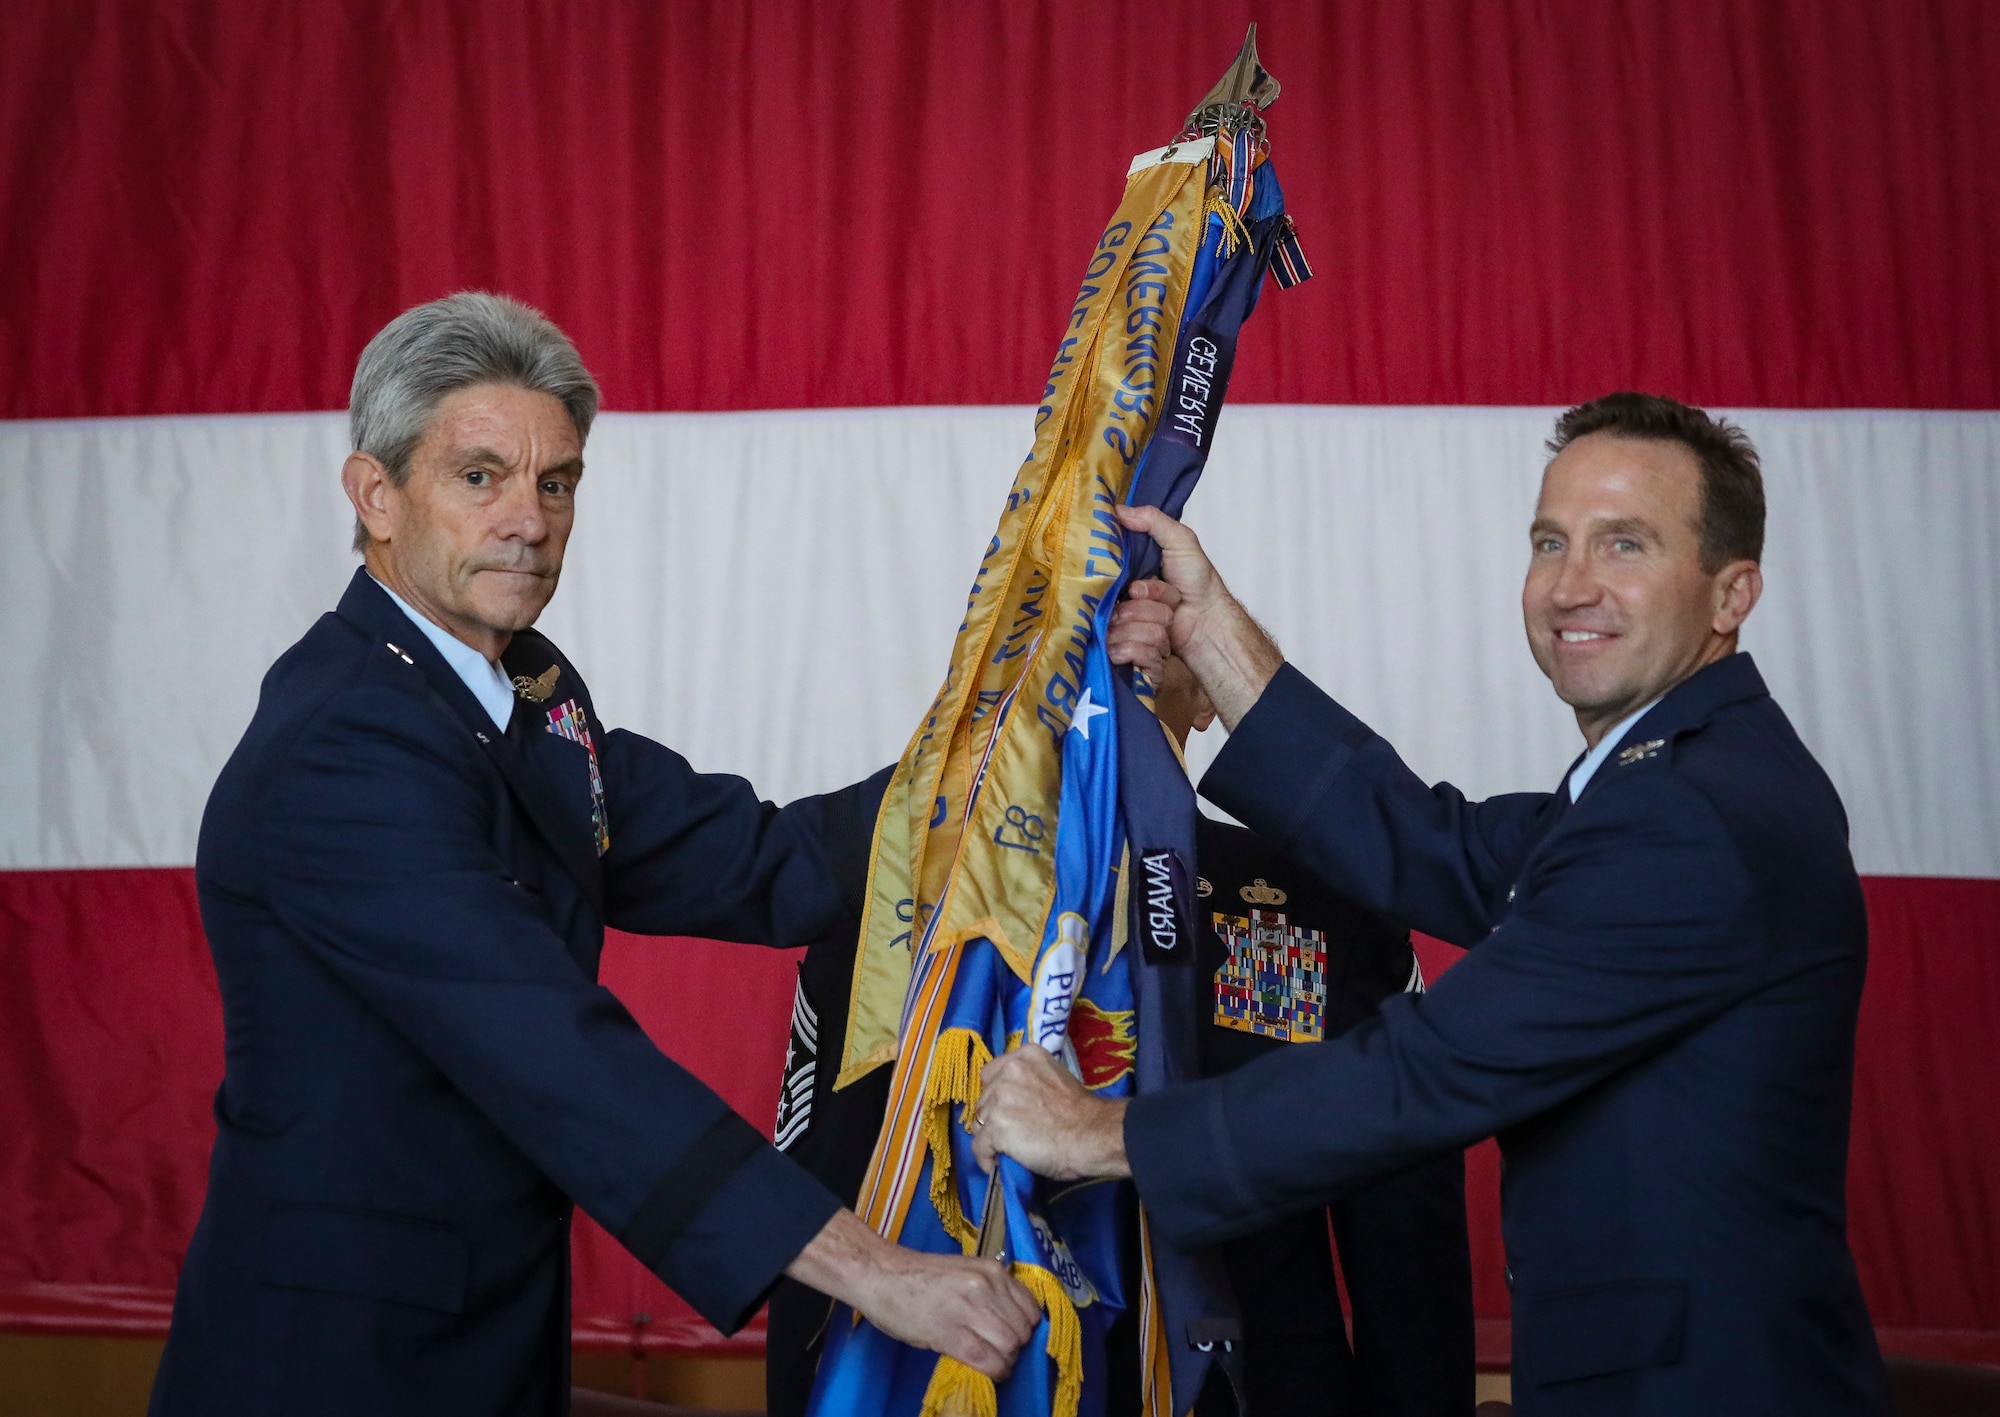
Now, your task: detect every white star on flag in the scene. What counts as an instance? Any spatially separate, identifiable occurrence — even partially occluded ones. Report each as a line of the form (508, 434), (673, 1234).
(1069, 687), (1110, 740)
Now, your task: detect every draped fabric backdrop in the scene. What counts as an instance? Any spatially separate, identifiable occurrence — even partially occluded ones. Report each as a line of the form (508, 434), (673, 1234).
(3, 0), (1996, 1368)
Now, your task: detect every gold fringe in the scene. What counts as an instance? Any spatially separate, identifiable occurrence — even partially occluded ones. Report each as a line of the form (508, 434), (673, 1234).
(918, 1354), (1000, 1417)
(915, 1262), (1086, 1417)
(1014, 1263), (1085, 1417)
(923, 1028), (993, 1253)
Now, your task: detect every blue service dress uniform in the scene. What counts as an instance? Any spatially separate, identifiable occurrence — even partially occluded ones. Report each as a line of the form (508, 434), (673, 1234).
(149, 569), (884, 1417)
(1190, 817), (1474, 1417)
(1125, 654), (1888, 1416)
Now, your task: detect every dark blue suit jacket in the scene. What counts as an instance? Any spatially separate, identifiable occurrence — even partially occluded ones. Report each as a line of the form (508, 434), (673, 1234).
(1126, 654), (1888, 1415)
(150, 569), (880, 1416)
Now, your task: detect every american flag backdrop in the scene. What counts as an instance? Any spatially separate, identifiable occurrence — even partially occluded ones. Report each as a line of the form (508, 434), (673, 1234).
(2, 1), (1996, 1368)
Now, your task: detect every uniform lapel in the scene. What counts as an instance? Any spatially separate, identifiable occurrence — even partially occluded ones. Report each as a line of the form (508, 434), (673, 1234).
(500, 636), (612, 881)
(1567, 652), (1771, 809)
(333, 570), (605, 916)
(493, 702), (605, 916)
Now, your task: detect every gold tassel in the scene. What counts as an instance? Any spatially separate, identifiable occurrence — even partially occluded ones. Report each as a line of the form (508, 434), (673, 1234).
(918, 1355), (1000, 1417)
(923, 1028), (994, 1253)
(1013, 1263), (1085, 1417)
(1204, 192), (1252, 258)
(915, 1262), (1086, 1417)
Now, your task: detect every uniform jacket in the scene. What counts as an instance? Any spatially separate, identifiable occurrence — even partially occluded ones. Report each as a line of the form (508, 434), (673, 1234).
(1192, 817), (1474, 1417)
(151, 568), (880, 1417)
(1193, 814), (1421, 1071)
(1126, 654), (1887, 1415)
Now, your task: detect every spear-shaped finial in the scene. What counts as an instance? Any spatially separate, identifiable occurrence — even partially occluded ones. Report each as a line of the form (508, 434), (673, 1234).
(1187, 22), (1282, 127)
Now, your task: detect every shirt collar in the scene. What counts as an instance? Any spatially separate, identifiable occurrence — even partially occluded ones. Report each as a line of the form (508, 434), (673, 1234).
(1566, 696), (1663, 802)
(369, 575), (515, 732)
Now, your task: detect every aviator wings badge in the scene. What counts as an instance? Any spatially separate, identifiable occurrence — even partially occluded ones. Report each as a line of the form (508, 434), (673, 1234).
(512, 664), (561, 703)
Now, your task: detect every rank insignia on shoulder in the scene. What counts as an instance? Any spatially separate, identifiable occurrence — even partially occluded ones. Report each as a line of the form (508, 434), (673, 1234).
(384, 641), (414, 665)
(1213, 908), (1326, 1042)
(1617, 738), (1666, 766)
(513, 664), (561, 702)
(1239, 877), (1287, 906)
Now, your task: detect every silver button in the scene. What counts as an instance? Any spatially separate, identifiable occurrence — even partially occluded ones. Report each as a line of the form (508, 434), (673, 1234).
(1507, 885), (1517, 903)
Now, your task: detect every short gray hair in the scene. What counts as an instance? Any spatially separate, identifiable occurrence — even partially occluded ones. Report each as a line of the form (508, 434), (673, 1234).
(348, 292), (600, 551)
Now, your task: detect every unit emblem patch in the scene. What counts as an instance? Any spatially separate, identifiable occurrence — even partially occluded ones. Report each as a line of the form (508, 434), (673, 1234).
(1213, 908), (1327, 1042)
(545, 697), (611, 855)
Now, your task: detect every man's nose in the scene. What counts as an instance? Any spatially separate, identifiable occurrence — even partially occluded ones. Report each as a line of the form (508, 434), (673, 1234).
(495, 473), (548, 542)
(1549, 549), (1600, 608)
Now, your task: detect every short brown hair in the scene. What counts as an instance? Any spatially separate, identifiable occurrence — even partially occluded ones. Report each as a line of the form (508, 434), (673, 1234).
(1548, 393), (1764, 571)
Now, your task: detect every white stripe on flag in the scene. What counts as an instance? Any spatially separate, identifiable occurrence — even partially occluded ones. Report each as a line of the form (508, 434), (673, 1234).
(2, 406), (1994, 878)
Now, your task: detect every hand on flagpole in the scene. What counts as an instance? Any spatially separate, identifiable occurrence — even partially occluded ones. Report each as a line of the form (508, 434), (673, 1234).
(972, 1046), (1132, 1182)
(785, 1209), (1041, 1379)
(1111, 504), (1284, 731)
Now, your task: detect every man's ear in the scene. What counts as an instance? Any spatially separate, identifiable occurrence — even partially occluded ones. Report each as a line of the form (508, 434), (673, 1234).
(1712, 559), (1763, 636)
(1186, 674), (1218, 735)
(343, 452), (396, 547)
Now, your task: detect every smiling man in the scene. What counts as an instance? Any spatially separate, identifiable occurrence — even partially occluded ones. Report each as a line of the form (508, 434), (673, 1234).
(150, 293), (1038, 1417)
(974, 394), (1890, 1414)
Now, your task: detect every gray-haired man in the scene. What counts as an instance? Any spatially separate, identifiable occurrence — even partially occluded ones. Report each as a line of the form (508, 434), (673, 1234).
(150, 293), (1036, 1416)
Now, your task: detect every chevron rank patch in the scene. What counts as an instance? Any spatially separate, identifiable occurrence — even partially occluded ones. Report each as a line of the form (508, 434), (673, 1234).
(1213, 907), (1328, 1042)
(773, 974), (817, 1152)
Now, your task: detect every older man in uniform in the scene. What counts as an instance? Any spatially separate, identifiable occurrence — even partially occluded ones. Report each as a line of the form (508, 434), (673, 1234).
(975, 395), (1888, 1415)
(149, 292), (1037, 1417)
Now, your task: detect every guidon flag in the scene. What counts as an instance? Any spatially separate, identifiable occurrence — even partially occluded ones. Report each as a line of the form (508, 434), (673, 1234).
(812, 28), (1311, 1417)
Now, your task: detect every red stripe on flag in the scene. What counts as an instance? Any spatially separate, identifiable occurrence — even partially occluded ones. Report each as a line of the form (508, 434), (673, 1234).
(3, 866), (1997, 1352)
(2, 1), (1996, 418)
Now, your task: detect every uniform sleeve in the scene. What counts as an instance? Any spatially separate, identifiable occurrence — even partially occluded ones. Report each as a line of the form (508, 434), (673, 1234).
(597, 728), (889, 946)
(1126, 767), (1761, 1250)
(262, 685), (840, 1332)
(1200, 662), (1554, 946)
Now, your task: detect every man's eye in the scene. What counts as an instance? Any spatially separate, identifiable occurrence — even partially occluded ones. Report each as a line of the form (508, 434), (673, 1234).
(540, 479), (572, 497)
(1535, 537), (1563, 553)
(464, 469), (491, 487)
(1612, 537), (1640, 553)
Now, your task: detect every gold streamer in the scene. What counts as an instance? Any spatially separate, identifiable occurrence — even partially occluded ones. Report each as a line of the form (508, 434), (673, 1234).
(840, 150), (1211, 1104)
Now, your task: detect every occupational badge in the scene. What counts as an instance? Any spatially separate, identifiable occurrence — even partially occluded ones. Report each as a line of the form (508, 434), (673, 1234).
(512, 664), (560, 702)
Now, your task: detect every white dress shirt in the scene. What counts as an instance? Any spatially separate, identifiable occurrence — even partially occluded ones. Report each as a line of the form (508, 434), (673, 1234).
(371, 576), (516, 732)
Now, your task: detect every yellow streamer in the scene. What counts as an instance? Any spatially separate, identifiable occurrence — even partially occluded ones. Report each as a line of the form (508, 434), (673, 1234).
(918, 1263), (1085, 1417)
